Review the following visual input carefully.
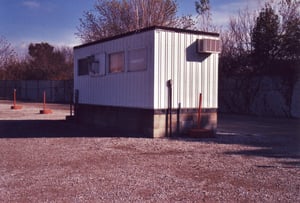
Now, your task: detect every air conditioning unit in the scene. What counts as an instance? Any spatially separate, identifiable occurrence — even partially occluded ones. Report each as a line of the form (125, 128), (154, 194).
(197, 39), (221, 53)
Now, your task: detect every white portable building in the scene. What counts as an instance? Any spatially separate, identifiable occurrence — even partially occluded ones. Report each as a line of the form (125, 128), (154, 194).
(74, 26), (221, 137)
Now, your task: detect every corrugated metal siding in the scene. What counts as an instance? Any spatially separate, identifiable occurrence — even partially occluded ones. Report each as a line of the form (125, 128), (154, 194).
(74, 31), (155, 109)
(154, 29), (219, 109)
(74, 28), (219, 110)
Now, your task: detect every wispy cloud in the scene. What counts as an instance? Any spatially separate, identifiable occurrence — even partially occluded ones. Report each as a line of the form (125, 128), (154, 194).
(211, 0), (267, 27)
(22, 1), (40, 9)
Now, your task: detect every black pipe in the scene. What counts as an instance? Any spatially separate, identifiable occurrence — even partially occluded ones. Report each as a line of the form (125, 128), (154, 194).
(177, 102), (181, 136)
(167, 80), (172, 137)
(74, 89), (79, 118)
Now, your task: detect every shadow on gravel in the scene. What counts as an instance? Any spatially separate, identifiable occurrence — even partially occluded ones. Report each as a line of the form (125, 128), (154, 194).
(1, 115), (299, 164)
(222, 143), (300, 161)
(174, 132), (300, 161)
(172, 113), (300, 163)
(0, 120), (143, 138)
(171, 134), (300, 169)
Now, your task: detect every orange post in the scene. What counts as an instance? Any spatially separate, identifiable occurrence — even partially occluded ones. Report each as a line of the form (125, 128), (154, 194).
(13, 89), (16, 106)
(188, 93), (213, 138)
(40, 91), (52, 114)
(43, 91), (46, 110)
(11, 89), (22, 110)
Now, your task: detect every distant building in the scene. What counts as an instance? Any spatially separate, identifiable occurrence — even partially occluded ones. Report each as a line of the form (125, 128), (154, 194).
(73, 26), (221, 138)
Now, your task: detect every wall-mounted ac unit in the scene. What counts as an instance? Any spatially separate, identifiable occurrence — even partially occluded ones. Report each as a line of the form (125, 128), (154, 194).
(197, 39), (221, 53)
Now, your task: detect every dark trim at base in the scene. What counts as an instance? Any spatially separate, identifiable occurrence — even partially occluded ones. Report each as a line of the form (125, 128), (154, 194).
(76, 104), (218, 138)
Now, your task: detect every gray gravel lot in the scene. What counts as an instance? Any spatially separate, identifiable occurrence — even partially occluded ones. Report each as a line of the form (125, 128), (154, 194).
(0, 100), (299, 202)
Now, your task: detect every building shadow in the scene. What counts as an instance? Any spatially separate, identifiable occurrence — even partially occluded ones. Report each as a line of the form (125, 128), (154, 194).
(171, 113), (300, 164)
(1, 113), (299, 166)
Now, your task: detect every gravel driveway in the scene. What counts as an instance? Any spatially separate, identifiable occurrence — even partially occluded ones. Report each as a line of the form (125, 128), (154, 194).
(0, 101), (299, 202)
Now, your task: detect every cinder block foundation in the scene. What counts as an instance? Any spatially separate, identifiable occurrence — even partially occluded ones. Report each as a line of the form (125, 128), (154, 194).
(76, 104), (217, 138)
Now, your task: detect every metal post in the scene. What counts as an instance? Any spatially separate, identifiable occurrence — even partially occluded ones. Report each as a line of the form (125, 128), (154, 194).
(70, 91), (73, 116)
(13, 89), (16, 107)
(198, 93), (202, 128)
(177, 102), (181, 136)
(43, 91), (46, 111)
(167, 80), (172, 137)
(74, 89), (79, 117)
(40, 90), (52, 114)
(11, 89), (22, 110)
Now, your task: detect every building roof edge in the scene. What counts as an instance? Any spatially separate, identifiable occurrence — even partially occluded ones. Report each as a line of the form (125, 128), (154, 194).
(74, 26), (220, 49)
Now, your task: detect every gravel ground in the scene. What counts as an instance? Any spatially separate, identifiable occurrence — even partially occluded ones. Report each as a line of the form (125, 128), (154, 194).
(0, 101), (299, 202)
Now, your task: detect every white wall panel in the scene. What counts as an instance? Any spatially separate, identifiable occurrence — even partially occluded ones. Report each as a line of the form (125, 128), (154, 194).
(153, 29), (219, 109)
(74, 27), (219, 110)
(74, 31), (155, 109)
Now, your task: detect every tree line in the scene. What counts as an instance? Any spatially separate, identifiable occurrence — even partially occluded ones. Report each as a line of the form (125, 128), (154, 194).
(220, 0), (300, 81)
(0, 40), (73, 80)
(0, 0), (299, 81)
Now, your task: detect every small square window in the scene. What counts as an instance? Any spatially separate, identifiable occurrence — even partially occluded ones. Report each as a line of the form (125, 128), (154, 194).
(78, 58), (89, 76)
(109, 52), (124, 73)
(128, 48), (147, 72)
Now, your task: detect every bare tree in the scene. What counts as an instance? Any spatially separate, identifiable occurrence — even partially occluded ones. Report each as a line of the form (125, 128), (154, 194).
(175, 14), (197, 29)
(0, 36), (16, 69)
(220, 7), (257, 75)
(277, 0), (300, 62)
(195, 0), (212, 31)
(220, 0), (300, 76)
(57, 46), (73, 65)
(76, 0), (185, 42)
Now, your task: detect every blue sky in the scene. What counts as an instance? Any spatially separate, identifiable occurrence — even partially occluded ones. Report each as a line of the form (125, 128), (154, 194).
(0, 0), (263, 56)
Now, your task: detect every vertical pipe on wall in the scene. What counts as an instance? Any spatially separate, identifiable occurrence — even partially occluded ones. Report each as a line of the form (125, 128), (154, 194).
(70, 91), (73, 116)
(74, 89), (79, 118)
(198, 93), (202, 128)
(167, 79), (172, 137)
(177, 102), (181, 136)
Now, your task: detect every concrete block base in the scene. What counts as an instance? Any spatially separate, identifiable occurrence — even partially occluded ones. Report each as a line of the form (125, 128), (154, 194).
(76, 104), (217, 138)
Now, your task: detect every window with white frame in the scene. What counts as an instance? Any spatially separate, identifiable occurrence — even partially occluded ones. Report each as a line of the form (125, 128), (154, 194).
(128, 48), (147, 72)
(109, 52), (124, 73)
